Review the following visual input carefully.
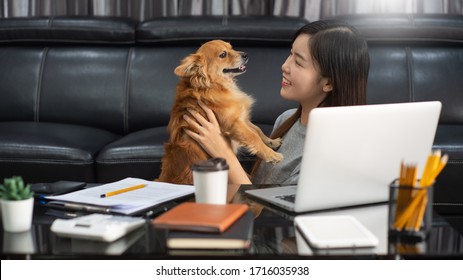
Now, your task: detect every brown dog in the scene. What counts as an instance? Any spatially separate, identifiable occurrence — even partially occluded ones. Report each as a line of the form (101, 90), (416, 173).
(158, 40), (283, 184)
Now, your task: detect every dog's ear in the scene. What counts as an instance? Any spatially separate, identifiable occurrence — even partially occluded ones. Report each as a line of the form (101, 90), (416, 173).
(174, 53), (210, 88)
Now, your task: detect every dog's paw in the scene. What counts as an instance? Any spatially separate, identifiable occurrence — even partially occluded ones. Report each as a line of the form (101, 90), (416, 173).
(265, 152), (283, 164)
(267, 137), (282, 149)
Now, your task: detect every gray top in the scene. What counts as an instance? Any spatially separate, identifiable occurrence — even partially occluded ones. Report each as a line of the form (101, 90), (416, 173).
(252, 108), (306, 185)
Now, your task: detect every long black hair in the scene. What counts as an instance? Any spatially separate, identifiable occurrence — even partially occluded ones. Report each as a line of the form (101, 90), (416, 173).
(251, 20), (370, 178)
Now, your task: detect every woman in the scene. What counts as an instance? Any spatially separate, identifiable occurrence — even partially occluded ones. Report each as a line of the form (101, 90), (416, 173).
(183, 20), (370, 185)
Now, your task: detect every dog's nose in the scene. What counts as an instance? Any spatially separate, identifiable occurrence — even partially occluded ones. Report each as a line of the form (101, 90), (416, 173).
(241, 52), (248, 60)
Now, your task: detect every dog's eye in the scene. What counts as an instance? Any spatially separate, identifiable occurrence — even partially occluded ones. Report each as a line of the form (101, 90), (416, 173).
(219, 51), (227, 58)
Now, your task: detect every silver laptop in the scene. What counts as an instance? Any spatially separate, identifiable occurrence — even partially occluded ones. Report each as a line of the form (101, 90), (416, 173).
(246, 101), (441, 213)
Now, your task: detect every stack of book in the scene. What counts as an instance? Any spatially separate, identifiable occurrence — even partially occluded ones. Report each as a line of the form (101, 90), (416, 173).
(152, 202), (254, 252)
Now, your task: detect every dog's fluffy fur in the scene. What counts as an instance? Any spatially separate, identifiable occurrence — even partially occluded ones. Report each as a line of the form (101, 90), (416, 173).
(158, 40), (283, 184)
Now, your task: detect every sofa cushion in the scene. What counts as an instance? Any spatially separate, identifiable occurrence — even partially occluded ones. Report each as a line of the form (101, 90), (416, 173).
(0, 46), (133, 135)
(0, 47), (44, 122)
(38, 47), (130, 134)
(0, 18), (137, 139)
(95, 127), (169, 182)
(349, 14), (463, 125)
(0, 122), (120, 182)
(126, 47), (180, 133)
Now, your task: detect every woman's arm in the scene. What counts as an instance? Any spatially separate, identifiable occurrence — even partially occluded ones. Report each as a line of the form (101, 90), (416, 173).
(183, 103), (252, 185)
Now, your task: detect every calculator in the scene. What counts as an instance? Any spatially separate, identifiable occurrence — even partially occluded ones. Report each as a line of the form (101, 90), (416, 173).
(51, 214), (145, 242)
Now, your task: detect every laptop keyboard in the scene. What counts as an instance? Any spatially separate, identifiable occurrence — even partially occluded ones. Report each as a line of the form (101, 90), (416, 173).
(275, 194), (296, 203)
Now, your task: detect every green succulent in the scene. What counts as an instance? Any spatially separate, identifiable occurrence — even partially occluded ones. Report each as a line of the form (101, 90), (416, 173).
(0, 176), (34, 201)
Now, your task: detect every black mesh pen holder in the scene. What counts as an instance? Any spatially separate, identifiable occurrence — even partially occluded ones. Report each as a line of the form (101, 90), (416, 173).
(387, 179), (433, 243)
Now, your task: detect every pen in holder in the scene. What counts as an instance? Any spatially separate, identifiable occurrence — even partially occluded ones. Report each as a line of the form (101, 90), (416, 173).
(388, 179), (433, 242)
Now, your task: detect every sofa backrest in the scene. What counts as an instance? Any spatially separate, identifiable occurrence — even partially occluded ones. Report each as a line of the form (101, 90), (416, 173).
(0, 16), (308, 135)
(336, 14), (463, 125)
(2, 15), (462, 132)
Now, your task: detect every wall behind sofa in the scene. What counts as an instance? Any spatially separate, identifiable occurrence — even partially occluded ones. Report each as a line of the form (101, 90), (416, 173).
(1, 0), (462, 21)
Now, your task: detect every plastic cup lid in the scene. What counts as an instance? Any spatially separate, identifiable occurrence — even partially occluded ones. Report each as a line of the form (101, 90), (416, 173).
(192, 157), (229, 172)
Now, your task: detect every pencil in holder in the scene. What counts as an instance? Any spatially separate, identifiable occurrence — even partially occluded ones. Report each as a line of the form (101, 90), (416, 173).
(388, 179), (433, 242)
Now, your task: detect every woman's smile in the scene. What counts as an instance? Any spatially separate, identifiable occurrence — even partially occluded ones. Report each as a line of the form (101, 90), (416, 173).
(282, 76), (292, 87)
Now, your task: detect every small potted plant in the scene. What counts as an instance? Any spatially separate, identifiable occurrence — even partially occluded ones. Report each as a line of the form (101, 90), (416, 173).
(0, 176), (34, 232)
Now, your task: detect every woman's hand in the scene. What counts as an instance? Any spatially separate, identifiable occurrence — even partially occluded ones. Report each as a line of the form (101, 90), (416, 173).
(183, 102), (252, 185)
(183, 102), (234, 159)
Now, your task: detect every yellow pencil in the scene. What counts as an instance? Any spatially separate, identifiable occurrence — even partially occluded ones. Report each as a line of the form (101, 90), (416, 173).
(413, 192), (428, 231)
(399, 161), (406, 186)
(420, 150), (441, 187)
(430, 154), (448, 183)
(100, 184), (146, 198)
(394, 151), (449, 232)
(394, 190), (426, 230)
(395, 163), (416, 226)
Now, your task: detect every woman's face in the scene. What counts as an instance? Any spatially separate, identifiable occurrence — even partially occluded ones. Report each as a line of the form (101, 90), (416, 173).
(280, 34), (331, 109)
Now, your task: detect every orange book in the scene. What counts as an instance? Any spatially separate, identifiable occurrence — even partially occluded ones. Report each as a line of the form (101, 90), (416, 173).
(152, 202), (249, 233)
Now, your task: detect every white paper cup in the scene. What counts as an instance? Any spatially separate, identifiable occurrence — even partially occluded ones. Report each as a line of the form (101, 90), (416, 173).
(192, 158), (229, 204)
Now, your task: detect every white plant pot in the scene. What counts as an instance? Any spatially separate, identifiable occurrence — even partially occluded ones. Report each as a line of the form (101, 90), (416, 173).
(1, 197), (34, 232)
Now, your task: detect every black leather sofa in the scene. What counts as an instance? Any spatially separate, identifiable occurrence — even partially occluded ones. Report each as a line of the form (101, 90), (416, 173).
(1, 15), (462, 211)
(0, 16), (306, 184)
